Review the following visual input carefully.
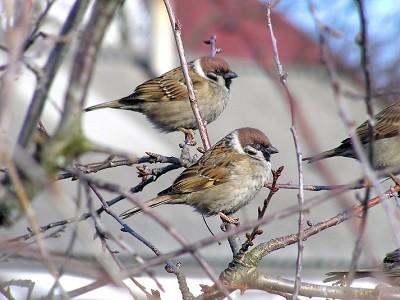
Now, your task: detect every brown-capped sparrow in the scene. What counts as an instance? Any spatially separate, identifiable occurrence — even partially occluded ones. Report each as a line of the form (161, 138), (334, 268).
(120, 127), (278, 222)
(324, 248), (400, 286)
(84, 56), (238, 135)
(303, 102), (400, 170)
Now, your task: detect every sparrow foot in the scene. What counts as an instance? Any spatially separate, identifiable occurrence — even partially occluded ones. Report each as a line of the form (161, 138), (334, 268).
(218, 212), (240, 225)
(178, 127), (196, 146)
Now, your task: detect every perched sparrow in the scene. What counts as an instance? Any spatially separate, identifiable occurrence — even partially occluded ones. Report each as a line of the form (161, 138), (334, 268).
(84, 56), (238, 134)
(303, 102), (400, 170)
(120, 127), (278, 221)
(324, 248), (400, 286)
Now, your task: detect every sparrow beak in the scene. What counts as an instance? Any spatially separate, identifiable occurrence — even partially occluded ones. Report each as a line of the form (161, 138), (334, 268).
(261, 145), (279, 161)
(223, 71), (238, 80)
(266, 145), (279, 154)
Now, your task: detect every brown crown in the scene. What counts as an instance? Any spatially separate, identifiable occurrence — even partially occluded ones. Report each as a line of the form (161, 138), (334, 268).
(199, 56), (231, 73)
(237, 127), (272, 147)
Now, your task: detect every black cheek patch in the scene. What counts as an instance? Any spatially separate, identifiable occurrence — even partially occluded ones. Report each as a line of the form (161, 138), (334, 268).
(225, 78), (232, 89)
(263, 152), (271, 161)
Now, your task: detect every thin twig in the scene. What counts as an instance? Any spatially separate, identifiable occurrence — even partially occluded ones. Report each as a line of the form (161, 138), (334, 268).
(85, 183), (145, 299)
(204, 35), (221, 57)
(268, 181), (366, 191)
(57, 0), (123, 133)
(119, 184), (400, 280)
(87, 182), (178, 270)
(4, 161), (181, 243)
(308, 0), (400, 283)
(4, 158), (67, 298)
(235, 166), (283, 259)
(162, 0), (211, 149)
(87, 183), (164, 294)
(165, 262), (195, 300)
(17, 1), (89, 149)
(266, 4), (304, 298)
(23, 0), (58, 51)
(346, 0), (375, 286)
(46, 182), (83, 298)
(85, 175), (232, 299)
(0, 280), (35, 300)
(56, 152), (182, 180)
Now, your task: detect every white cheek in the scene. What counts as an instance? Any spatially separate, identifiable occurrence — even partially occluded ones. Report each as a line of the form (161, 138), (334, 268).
(193, 59), (207, 79)
(230, 132), (245, 154)
(217, 75), (227, 88)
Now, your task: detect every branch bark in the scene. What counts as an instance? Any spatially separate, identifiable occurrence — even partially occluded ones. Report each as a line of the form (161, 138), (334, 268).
(17, 1), (89, 149)
(42, 0), (123, 170)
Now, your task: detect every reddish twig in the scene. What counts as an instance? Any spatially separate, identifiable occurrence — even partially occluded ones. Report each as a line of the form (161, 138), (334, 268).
(346, 0), (375, 286)
(236, 166), (284, 258)
(120, 184), (400, 279)
(204, 35), (221, 57)
(162, 0), (211, 150)
(308, 0), (400, 284)
(266, 3), (304, 297)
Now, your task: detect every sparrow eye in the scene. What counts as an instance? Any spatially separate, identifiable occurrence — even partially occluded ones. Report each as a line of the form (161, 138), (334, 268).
(206, 72), (218, 81)
(244, 146), (257, 156)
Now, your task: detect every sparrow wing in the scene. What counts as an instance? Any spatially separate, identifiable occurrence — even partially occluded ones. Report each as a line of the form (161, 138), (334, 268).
(159, 143), (244, 195)
(340, 103), (400, 146)
(123, 65), (206, 102)
(383, 248), (400, 277)
(358, 103), (400, 141)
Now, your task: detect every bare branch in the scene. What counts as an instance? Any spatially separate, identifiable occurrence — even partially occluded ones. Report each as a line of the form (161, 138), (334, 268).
(23, 0), (58, 51)
(162, 0), (211, 149)
(120, 184), (400, 279)
(17, 1), (90, 149)
(347, 0), (375, 286)
(204, 35), (221, 57)
(236, 166), (283, 258)
(266, 3), (305, 298)
(236, 271), (400, 299)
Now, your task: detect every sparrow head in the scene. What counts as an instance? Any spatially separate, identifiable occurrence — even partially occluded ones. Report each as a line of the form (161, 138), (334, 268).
(195, 57), (238, 89)
(234, 127), (279, 162)
(383, 248), (400, 267)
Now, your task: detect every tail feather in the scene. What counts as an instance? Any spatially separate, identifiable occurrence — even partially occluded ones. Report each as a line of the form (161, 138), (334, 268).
(324, 270), (376, 283)
(84, 99), (138, 112)
(120, 195), (171, 219)
(302, 149), (337, 163)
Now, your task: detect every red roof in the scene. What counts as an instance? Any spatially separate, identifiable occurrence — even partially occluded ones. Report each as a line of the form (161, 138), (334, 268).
(175, 0), (321, 65)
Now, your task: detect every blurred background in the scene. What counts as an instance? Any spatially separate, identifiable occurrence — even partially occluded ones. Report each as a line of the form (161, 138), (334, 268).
(1, 0), (400, 298)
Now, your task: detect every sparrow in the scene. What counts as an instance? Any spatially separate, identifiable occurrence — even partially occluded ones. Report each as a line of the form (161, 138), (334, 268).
(303, 102), (400, 170)
(120, 127), (279, 222)
(324, 248), (400, 286)
(84, 56), (238, 135)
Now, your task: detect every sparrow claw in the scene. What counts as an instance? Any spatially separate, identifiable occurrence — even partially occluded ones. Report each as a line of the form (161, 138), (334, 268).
(178, 127), (196, 146)
(220, 223), (227, 232)
(218, 212), (240, 225)
(197, 146), (205, 154)
(136, 165), (150, 179)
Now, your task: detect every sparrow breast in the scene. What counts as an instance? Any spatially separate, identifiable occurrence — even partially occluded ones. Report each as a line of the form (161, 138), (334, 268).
(367, 136), (400, 170)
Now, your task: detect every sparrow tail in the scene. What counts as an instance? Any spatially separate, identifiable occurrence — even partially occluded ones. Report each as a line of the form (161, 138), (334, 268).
(302, 148), (337, 163)
(84, 99), (139, 112)
(119, 195), (171, 219)
(323, 270), (374, 283)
